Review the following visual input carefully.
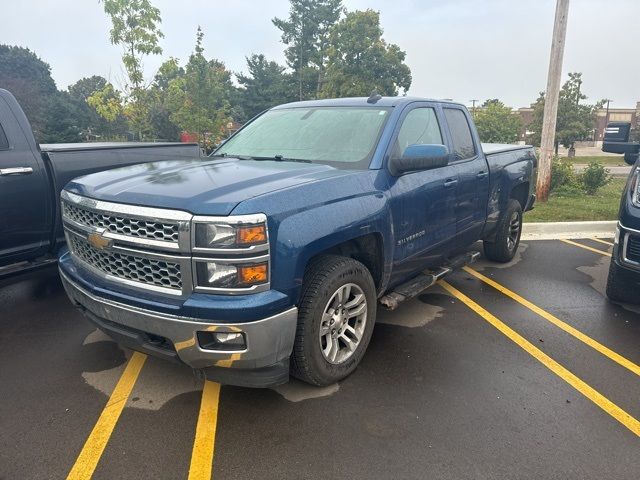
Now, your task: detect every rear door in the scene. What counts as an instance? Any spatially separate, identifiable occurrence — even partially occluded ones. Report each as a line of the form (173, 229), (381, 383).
(0, 96), (52, 265)
(443, 107), (489, 248)
(386, 103), (458, 283)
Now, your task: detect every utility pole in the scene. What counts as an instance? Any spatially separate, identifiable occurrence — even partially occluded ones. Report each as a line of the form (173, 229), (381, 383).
(470, 99), (478, 118)
(536, 0), (570, 202)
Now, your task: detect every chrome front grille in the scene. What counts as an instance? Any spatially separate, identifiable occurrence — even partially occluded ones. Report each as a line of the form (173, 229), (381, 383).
(61, 190), (270, 297)
(68, 235), (182, 290)
(62, 201), (180, 243)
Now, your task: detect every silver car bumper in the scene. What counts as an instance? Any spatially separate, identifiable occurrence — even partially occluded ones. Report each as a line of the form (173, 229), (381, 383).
(60, 270), (298, 372)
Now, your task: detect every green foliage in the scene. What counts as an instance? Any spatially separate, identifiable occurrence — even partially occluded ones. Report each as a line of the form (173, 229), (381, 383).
(87, 83), (124, 122)
(236, 54), (297, 121)
(0, 45), (57, 139)
(581, 161), (611, 195)
(100, 0), (164, 139)
(68, 76), (128, 140)
(474, 99), (521, 143)
(166, 27), (234, 147)
(550, 157), (611, 197)
(550, 156), (576, 192)
(321, 9), (411, 98)
(529, 72), (604, 150)
(273, 0), (343, 100)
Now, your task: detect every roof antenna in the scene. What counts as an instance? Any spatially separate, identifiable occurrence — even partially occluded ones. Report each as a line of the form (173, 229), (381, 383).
(367, 90), (382, 104)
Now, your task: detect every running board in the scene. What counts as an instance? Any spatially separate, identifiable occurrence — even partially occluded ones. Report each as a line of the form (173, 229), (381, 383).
(0, 256), (58, 280)
(379, 251), (480, 310)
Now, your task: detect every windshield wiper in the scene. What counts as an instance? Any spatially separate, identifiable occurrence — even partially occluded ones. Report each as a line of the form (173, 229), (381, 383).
(228, 154), (312, 163)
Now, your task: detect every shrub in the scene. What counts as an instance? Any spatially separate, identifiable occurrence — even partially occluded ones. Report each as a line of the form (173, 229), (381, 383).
(550, 157), (576, 192)
(580, 161), (610, 195)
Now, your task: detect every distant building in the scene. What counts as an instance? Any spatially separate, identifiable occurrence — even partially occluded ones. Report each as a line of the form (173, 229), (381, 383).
(513, 102), (639, 146)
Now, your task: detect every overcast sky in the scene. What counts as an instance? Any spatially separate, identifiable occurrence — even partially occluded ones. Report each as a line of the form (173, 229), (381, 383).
(2, 0), (638, 108)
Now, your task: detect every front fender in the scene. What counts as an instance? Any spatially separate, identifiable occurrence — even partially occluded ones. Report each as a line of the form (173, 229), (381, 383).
(271, 192), (392, 303)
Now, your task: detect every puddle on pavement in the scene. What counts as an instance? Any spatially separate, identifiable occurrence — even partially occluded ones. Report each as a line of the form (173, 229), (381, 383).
(271, 379), (339, 402)
(376, 294), (444, 328)
(577, 255), (609, 297)
(81, 329), (201, 410)
(577, 255), (640, 315)
(474, 242), (529, 270)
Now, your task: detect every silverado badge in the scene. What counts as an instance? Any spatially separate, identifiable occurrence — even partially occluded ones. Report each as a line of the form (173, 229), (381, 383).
(87, 232), (112, 250)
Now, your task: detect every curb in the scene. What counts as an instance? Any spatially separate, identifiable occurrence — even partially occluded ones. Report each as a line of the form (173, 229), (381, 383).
(522, 221), (617, 240)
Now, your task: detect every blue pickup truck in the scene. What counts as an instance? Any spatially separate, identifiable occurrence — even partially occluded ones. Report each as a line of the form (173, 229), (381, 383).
(602, 122), (640, 304)
(59, 96), (536, 387)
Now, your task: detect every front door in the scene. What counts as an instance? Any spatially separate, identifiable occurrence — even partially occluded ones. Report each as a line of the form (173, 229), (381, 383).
(0, 96), (51, 266)
(387, 104), (458, 286)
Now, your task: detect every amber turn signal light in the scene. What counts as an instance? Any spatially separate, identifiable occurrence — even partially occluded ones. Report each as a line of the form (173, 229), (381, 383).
(237, 225), (267, 245)
(238, 263), (268, 284)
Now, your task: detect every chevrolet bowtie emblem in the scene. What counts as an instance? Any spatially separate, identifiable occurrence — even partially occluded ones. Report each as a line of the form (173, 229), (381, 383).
(87, 232), (112, 250)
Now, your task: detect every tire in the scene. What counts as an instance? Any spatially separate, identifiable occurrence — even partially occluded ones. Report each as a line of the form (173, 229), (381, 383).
(606, 259), (637, 304)
(291, 255), (377, 386)
(483, 199), (523, 263)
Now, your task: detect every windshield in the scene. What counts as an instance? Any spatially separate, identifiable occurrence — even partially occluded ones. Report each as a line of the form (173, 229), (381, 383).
(214, 106), (391, 169)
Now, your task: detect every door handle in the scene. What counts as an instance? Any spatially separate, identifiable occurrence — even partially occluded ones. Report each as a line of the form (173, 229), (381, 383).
(476, 171), (488, 179)
(0, 167), (34, 176)
(444, 178), (458, 188)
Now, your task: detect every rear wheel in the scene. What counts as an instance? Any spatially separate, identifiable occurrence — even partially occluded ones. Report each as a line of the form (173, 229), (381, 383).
(483, 199), (523, 263)
(291, 255), (376, 386)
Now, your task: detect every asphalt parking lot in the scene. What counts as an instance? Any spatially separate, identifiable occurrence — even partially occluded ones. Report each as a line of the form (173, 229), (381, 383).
(1, 238), (639, 480)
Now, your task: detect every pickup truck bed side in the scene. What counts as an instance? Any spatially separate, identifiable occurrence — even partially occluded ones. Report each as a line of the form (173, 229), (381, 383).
(0, 88), (200, 277)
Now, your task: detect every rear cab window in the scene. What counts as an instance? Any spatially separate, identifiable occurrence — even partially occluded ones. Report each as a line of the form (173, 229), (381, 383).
(443, 108), (476, 161)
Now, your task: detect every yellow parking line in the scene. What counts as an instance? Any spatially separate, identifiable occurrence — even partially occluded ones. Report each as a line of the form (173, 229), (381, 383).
(188, 381), (221, 480)
(591, 237), (614, 247)
(462, 266), (640, 377)
(66, 352), (147, 480)
(440, 281), (640, 437)
(560, 239), (611, 257)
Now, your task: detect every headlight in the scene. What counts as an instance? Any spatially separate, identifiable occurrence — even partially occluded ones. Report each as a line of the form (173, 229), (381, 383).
(195, 260), (269, 290)
(631, 170), (640, 207)
(192, 214), (268, 251)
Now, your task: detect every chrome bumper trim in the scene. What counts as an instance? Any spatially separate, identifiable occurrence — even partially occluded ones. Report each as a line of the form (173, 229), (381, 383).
(60, 270), (298, 370)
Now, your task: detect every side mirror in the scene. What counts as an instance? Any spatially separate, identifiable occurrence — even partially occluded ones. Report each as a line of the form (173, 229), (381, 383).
(389, 144), (450, 176)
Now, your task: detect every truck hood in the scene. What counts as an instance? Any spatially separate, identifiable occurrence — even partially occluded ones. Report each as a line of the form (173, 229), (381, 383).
(65, 158), (356, 215)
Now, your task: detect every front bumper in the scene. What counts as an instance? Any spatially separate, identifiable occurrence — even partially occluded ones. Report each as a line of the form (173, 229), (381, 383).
(60, 269), (298, 387)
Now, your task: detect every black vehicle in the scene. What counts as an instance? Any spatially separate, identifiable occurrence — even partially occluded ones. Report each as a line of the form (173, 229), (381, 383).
(0, 88), (201, 281)
(601, 121), (640, 303)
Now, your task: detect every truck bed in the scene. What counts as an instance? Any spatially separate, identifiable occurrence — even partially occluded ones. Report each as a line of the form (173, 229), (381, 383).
(481, 143), (532, 155)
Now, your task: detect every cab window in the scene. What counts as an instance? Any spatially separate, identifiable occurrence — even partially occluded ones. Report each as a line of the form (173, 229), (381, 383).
(394, 107), (443, 158)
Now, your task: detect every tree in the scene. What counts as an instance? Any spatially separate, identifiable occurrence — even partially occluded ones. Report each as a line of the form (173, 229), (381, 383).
(236, 54), (297, 120)
(321, 10), (411, 98)
(474, 99), (521, 143)
(0, 45), (57, 139)
(99, 0), (164, 139)
(529, 73), (604, 154)
(148, 58), (183, 140)
(273, 0), (343, 100)
(68, 76), (128, 140)
(166, 27), (233, 148)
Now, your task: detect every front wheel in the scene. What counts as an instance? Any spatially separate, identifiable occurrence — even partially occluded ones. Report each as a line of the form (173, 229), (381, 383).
(483, 199), (523, 263)
(291, 255), (377, 386)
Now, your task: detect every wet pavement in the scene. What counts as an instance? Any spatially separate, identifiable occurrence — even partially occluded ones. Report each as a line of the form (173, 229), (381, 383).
(1, 239), (639, 479)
